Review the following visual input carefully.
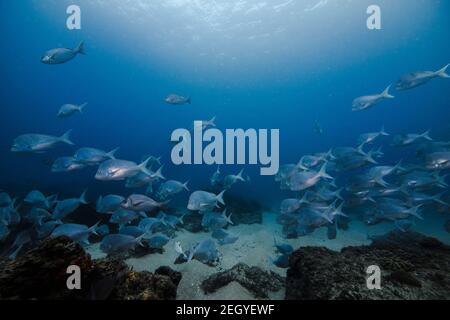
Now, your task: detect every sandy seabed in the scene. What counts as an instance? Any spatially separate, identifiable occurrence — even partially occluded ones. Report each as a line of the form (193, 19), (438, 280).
(86, 211), (450, 300)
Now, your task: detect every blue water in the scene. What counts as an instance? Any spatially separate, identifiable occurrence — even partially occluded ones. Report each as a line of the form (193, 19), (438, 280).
(1, 0), (450, 218)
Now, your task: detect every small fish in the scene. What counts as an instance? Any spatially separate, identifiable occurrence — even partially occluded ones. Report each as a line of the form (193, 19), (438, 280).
(36, 219), (63, 239)
(11, 130), (74, 153)
(122, 194), (168, 212)
(218, 232), (239, 245)
(201, 116), (216, 130)
(74, 147), (119, 166)
(57, 103), (87, 118)
(352, 85), (394, 112)
(147, 233), (170, 249)
(96, 195), (125, 214)
(95, 157), (153, 181)
(24, 190), (52, 209)
(138, 217), (166, 233)
(41, 41), (86, 64)
(119, 225), (145, 238)
(201, 209), (233, 230)
(358, 126), (389, 145)
(392, 130), (432, 147)
(210, 165), (221, 187)
(125, 166), (165, 189)
(396, 64), (449, 91)
(165, 94), (191, 105)
(187, 239), (220, 265)
(288, 163), (333, 191)
(223, 169), (245, 189)
(100, 233), (146, 255)
(109, 208), (145, 225)
(52, 157), (86, 173)
(157, 180), (189, 199)
(52, 190), (88, 220)
(187, 190), (226, 211)
(51, 222), (100, 245)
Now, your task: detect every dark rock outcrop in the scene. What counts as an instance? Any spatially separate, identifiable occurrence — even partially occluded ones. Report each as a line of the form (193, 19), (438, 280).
(201, 263), (284, 299)
(286, 231), (450, 300)
(0, 237), (181, 300)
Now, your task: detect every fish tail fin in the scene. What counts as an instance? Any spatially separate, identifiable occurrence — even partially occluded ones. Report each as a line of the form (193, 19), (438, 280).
(224, 210), (233, 225)
(409, 205), (424, 220)
(318, 162), (333, 180)
(216, 190), (226, 206)
(374, 176), (389, 188)
(436, 63), (450, 78)
(187, 97), (192, 104)
(183, 180), (190, 191)
(381, 84), (395, 99)
(436, 173), (449, 188)
(366, 150), (378, 164)
(336, 202), (348, 217)
(209, 116), (217, 127)
(153, 166), (165, 180)
(79, 189), (88, 205)
(138, 157), (152, 175)
(296, 157), (309, 171)
(89, 221), (101, 235)
(380, 125), (389, 136)
(326, 148), (336, 160)
(60, 129), (74, 145)
(236, 169), (245, 181)
(421, 130), (433, 141)
(432, 191), (448, 206)
(78, 102), (88, 112)
(356, 142), (366, 155)
(335, 188), (344, 201)
(394, 159), (405, 173)
(107, 147), (119, 159)
(76, 41), (86, 55)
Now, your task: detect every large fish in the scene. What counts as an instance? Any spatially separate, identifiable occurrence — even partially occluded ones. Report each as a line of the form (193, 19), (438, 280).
(11, 130), (74, 153)
(396, 64), (449, 91)
(41, 41), (86, 64)
(95, 157), (153, 181)
(164, 94), (191, 105)
(352, 85), (394, 112)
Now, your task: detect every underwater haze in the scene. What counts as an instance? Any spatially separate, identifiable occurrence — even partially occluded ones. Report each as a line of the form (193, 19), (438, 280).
(0, 0), (450, 301)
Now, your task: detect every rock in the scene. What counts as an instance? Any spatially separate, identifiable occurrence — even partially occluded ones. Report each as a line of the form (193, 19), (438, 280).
(286, 231), (450, 300)
(201, 263), (284, 299)
(0, 236), (181, 300)
(113, 271), (178, 300)
(0, 236), (92, 299)
(155, 266), (182, 286)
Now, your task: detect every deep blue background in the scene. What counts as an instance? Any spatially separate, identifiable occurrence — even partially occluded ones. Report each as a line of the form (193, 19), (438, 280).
(1, 0), (449, 208)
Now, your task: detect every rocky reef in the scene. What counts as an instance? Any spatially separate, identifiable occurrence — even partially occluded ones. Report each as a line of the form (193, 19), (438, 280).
(201, 263), (284, 299)
(0, 237), (181, 300)
(286, 231), (450, 300)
